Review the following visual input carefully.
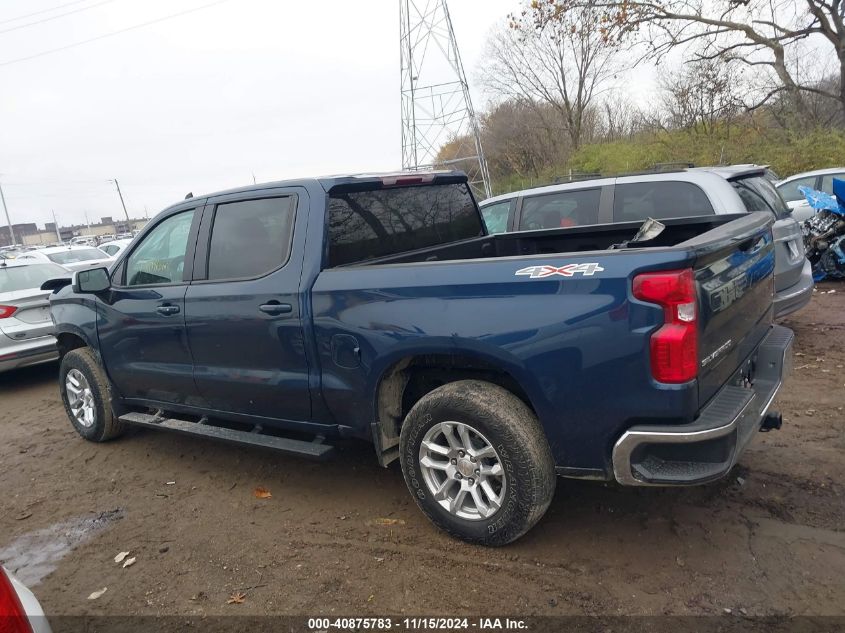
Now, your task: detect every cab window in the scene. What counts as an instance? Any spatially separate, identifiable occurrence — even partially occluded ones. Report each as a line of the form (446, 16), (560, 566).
(206, 197), (295, 281)
(125, 211), (195, 286)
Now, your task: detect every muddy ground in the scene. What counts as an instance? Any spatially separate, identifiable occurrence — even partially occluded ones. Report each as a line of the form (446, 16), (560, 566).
(1, 284), (843, 623)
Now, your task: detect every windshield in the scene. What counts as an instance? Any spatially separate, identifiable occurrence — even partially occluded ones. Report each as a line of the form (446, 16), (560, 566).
(0, 263), (67, 293)
(47, 248), (108, 265)
(731, 175), (791, 219)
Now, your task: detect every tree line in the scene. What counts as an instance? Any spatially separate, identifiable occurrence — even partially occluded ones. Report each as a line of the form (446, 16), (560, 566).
(438, 0), (845, 196)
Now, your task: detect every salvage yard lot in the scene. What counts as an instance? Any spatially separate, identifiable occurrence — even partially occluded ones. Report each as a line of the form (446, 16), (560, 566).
(1, 285), (844, 618)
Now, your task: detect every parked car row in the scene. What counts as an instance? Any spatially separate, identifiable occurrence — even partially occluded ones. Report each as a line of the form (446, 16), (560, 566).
(0, 244), (127, 373)
(14, 245), (114, 272)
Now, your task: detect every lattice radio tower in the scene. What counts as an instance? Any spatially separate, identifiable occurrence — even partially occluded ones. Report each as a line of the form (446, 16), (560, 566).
(400, 0), (492, 199)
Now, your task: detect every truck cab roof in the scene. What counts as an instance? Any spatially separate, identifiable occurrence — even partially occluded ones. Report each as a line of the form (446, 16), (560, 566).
(171, 171), (466, 214)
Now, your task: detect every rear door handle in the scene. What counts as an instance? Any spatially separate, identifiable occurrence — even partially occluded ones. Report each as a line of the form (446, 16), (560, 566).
(156, 304), (180, 316)
(259, 302), (292, 316)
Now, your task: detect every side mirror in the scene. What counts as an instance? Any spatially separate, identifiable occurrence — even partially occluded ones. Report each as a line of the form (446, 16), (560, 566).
(72, 267), (111, 294)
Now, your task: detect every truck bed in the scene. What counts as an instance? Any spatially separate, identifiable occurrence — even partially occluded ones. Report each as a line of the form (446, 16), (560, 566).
(342, 214), (749, 267)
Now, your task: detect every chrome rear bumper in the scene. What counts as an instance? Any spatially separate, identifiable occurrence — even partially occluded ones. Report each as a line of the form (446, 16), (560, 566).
(612, 325), (793, 486)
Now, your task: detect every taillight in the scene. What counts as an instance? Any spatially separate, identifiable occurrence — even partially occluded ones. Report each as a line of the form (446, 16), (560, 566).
(633, 268), (698, 383)
(0, 305), (17, 319)
(0, 567), (34, 633)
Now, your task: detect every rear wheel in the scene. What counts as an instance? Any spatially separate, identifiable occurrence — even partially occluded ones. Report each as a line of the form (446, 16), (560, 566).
(399, 380), (555, 546)
(59, 348), (125, 442)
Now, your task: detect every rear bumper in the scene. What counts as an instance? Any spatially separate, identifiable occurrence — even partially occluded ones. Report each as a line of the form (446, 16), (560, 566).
(612, 325), (793, 486)
(774, 258), (814, 319)
(0, 336), (59, 373)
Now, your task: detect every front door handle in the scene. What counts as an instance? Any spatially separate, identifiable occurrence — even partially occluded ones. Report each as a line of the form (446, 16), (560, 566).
(259, 302), (292, 316)
(156, 304), (180, 316)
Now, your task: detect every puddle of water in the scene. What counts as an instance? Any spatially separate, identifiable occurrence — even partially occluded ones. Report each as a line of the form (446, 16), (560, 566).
(0, 509), (122, 586)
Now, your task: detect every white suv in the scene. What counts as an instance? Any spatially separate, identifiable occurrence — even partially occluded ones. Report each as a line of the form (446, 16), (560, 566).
(480, 165), (813, 319)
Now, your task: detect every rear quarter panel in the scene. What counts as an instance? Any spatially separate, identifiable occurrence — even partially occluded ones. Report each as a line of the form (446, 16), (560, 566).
(311, 250), (699, 474)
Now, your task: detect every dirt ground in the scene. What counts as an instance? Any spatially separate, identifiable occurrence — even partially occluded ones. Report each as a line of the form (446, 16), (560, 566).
(1, 283), (844, 622)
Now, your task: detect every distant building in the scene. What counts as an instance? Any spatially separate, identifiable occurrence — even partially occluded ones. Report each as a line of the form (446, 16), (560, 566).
(1, 216), (148, 247)
(0, 223), (39, 247)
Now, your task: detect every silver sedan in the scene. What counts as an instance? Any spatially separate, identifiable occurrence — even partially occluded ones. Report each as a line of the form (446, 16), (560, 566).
(0, 259), (69, 373)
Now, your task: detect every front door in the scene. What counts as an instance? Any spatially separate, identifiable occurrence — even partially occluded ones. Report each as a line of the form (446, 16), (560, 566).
(98, 207), (203, 406)
(184, 189), (311, 423)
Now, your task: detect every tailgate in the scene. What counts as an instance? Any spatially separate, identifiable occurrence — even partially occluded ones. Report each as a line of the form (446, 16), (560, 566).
(690, 213), (776, 404)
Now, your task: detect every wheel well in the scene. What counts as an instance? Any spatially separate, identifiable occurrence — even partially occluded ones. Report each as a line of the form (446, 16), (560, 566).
(374, 354), (535, 465)
(57, 333), (87, 359)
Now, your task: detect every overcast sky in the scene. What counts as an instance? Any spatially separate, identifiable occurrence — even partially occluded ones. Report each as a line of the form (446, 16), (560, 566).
(1, 0), (655, 229)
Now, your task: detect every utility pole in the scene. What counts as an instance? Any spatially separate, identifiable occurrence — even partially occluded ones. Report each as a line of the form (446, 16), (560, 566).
(0, 180), (15, 246)
(51, 210), (63, 244)
(111, 179), (130, 222)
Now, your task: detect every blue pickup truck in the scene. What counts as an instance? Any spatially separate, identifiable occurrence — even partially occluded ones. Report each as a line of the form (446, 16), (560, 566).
(45, 171), (793, 545)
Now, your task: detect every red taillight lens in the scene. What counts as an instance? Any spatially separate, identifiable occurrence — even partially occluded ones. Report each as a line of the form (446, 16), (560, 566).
(0, 567), (34, 633)
(633, 269), (698, 383)
(0, 306), (17, 319)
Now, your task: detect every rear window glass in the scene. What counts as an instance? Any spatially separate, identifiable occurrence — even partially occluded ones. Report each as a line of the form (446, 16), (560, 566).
(613, 182), (714, 222)
(0, 263), (67, 293)
(47, 248), (108, 265)
(327, 183), (483, 267)
(519, 189), (600, 230)
(731, 176), (790, 218)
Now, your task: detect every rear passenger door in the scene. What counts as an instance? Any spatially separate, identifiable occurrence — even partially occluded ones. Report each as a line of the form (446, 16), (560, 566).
(184, 188), (312, 424)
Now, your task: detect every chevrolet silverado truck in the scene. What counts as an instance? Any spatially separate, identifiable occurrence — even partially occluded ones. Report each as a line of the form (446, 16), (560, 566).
(44, 171), (793, 545)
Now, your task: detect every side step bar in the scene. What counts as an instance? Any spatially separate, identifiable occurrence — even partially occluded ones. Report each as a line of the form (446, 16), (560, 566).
(119, 411), (335, 460)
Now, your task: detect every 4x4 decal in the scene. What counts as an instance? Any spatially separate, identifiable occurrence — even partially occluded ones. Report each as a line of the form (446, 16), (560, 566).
(515, 263), (605, 279)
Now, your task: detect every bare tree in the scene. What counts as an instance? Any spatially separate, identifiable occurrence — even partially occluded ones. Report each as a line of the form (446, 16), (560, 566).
(597, 91), (644, 140)
(479, 2), (623, 150)
(659, 58), (748, 134)
(436, 101), (571, 180)
(540, 0), (845, 123)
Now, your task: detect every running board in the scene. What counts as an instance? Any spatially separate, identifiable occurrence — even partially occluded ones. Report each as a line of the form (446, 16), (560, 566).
(119, 411), (335, 460)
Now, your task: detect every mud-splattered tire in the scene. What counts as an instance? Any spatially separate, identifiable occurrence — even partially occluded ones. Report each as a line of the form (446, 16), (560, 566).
(399, 380), (555, 546)
(59, 348), (125, 442)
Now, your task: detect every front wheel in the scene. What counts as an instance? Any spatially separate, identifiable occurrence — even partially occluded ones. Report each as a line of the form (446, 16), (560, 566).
(399, 380), (555, 546)
(59, 348), (125, 442)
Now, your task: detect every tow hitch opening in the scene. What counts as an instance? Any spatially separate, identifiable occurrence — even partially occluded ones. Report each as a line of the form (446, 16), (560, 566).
(760, 410), (783, 432)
